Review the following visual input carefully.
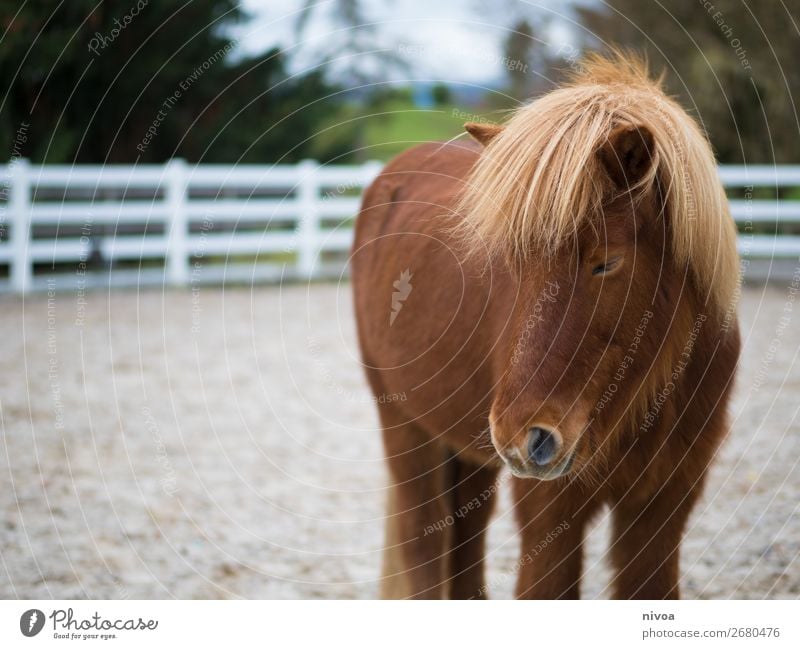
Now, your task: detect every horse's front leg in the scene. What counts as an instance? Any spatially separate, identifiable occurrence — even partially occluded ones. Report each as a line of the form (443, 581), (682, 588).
(381, 420), (454, 599)
(512, 478), (596, 599)
(447, 460), (499, 599)
(609, 481), (702, 599)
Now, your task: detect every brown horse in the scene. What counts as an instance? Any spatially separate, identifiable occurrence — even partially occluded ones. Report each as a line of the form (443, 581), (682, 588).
(351, 53), (740, 599)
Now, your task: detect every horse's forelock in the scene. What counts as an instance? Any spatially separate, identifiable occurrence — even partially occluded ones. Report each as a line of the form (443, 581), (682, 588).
(455, 52), (739, 320)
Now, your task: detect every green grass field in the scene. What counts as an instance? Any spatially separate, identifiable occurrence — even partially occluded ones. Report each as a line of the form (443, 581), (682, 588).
(311, 99), (506, 162)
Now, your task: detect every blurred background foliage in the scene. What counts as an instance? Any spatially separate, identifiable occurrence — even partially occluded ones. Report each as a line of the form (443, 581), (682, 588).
(0, 0), (349, 163)
(577, 0), (800, 165)
(0, 0), (797, 164)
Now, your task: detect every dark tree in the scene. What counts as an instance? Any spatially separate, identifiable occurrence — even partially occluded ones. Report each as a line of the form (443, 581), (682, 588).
(0, 0), (347, 163)
(503, 19), (536, 100)
(575, 0), (800, 164)
(431, 83), (452, 106)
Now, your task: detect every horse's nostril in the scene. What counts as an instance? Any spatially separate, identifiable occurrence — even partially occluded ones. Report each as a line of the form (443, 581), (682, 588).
(528, 427), (560, 466)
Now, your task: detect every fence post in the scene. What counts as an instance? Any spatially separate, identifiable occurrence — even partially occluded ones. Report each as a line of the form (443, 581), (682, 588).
(364, 160), (383, 183)
(9, 158), (31, 293)
(297, 159), (319, 278)
(165, 158), (188, 286)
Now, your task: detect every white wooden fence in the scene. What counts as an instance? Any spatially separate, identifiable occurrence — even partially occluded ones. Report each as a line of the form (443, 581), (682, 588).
(0, 160), (798, 294)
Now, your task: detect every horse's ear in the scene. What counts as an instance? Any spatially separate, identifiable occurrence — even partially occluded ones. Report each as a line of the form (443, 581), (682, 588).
(464, 122), (503, 147)
(597, 124), (655, 190)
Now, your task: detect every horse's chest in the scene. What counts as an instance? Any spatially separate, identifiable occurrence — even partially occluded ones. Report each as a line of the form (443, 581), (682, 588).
(604, 433), (677, 502)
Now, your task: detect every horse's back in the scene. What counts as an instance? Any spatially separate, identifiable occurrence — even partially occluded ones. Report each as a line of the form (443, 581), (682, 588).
(353, 141), (478, 249)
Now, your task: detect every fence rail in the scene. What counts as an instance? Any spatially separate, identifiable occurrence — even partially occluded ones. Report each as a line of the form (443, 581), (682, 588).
(0, 159), (798, 294)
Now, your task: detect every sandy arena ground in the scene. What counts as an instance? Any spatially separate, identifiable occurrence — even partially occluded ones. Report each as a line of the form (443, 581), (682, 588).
(1, 281), (798, 599)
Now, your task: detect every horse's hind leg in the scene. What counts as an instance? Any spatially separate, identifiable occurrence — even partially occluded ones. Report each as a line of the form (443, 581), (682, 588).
(380, 416), (453, 599)
(447, 460), (499, 599)
(381, 482), (412, 598)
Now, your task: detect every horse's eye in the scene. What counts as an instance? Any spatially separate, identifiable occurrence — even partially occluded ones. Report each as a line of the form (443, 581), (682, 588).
(591, 257), (621, 276)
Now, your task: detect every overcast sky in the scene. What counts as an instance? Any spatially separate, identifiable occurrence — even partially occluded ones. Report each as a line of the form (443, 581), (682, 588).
(234, 0), (586, 84)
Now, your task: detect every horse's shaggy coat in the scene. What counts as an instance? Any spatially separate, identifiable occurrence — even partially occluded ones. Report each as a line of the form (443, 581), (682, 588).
(351, 53), (740, 599)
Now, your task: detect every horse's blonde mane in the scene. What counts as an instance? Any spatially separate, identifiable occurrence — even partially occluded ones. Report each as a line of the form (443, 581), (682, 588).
(457, 51), (739, 317)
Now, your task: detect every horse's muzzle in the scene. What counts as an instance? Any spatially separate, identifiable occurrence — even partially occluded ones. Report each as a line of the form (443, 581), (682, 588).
(500, 426), (576, 480)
